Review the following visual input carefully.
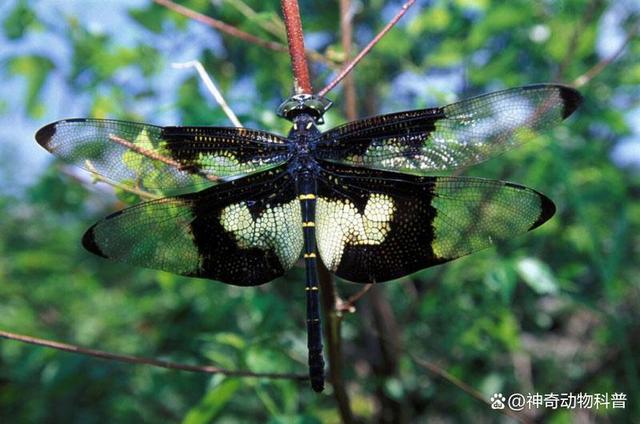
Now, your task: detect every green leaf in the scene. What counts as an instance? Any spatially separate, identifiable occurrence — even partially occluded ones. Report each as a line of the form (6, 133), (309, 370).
(182, 379), (240, 424)
(2, 0), (37, 40)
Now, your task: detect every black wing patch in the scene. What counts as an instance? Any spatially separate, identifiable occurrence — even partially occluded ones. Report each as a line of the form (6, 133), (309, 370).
(36, 119), (291, 195)
(316, 84), (582, 174)
(315, 161), (555, 283)
(82, 164), (303, 286)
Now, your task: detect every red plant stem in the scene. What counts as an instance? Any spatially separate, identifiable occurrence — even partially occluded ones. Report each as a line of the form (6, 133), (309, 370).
(281, 0), (313, 93)
(154, 0), (289, 53)
(0, 330), (307, 381)
(318, 0), (416, 97)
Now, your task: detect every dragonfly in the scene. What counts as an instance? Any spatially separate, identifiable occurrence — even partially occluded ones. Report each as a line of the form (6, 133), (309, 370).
(35, 84), (581, 392)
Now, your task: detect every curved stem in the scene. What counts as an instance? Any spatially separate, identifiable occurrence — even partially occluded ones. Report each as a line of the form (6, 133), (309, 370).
(0, 329), (307, 381)
(573, 20), (639, 87)
(154, 0), (289, 53)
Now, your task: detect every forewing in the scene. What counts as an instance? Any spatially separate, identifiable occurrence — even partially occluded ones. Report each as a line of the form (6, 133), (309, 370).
(82, 164), (303, 286)
(36, 119), (291, 195)
(315, 162), (555, 283)
(316, 84), (581, 173)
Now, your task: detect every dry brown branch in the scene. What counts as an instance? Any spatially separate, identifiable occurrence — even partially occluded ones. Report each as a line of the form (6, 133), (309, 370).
(573, 21), (640, 87)
(154, 0), (289, 52)
(318, 0), (417, 97)
(0, 329), (307, 381)
(319, 265), (355, 423)
(107, 134), (219, 183)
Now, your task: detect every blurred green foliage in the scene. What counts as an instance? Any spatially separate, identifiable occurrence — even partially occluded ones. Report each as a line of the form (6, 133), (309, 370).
(1, 0), (639, 422)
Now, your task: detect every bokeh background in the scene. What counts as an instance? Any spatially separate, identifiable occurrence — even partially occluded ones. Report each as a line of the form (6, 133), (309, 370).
(1, 0), (639, 422)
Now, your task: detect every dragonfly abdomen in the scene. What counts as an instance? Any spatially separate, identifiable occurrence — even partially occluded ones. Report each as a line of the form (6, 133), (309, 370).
(297, 172), (325, 392)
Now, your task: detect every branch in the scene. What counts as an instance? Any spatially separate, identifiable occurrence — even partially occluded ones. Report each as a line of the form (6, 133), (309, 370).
(281, 0), (313, 93)
(318, 0), (417, 97)
(336, 283), (372, 313)
(172, 60), (242, 127)
(410, 353), (531, 424)
(154, 0), (289, 52)
(340, 0), (358, 120)
(0, 329), (307, 381)
(554, 1), (598, 82)
(84, 160), (160, 201)
(573, 20), (640, 87)
(319, 264), (355, 423)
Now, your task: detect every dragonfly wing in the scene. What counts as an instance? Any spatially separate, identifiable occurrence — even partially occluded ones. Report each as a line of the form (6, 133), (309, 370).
(315, 161), (554, 283)
(36, 119), (291, 195)
(82, 164), (303, 286)
(316, 84), (581, 174)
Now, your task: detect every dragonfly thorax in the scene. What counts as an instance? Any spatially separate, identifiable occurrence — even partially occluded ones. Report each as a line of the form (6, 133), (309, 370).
(288, 113), (321, 174)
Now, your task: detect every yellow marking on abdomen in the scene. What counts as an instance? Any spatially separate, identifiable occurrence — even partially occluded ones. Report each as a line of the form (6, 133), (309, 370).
(304, 253), (317, 259)
(302, 221), (315, 227)
(305, 286), (319, 291)
(299, 194), (316, 200)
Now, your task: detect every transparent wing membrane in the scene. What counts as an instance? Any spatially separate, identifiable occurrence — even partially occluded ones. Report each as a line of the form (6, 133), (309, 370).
(317, 84), (582, 174)
(36, 119), (291, 195)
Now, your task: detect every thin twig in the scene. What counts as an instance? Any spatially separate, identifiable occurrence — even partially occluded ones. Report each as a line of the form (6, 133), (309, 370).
(573, 21), (640, 87)
(281, 0), (313, 94)
(0, 329), (308, 381)
(154, 0), (289, 52)
(318, 0), (417, 97)
(319, 265), (355, 423)
(172, 60), (242, 127)
(107, 134), (219, 182)
(410, 353), (531, 424)
(336, 283), (372, 314)
(85, 160), (161, 201)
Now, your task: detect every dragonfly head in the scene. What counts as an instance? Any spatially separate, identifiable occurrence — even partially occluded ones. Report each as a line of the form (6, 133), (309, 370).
(277, 94), (332, 125)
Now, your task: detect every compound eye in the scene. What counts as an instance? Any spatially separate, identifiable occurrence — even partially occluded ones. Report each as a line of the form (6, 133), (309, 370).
(307, 99), (323, 111)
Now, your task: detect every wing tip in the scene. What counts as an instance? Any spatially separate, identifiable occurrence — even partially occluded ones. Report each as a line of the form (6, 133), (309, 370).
(557, 85), (583, 119)
(82, 225), (108, 258)
(530, 192), (556, 230)
(35, 122), (57, 149)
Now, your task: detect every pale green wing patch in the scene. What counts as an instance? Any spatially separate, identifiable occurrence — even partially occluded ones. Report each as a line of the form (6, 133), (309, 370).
(36, 118), (291, 196)
(316, 194), (396, 272)
(220, 200), (303, 270)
